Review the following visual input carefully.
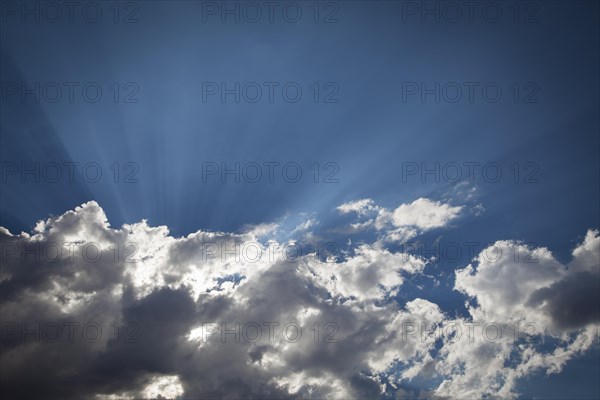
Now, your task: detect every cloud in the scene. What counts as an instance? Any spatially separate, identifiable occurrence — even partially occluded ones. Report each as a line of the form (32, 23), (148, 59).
(336, 197), (462, 242)
(336, 199), (380, 217)
(386, 198), (463, 230)
(0, 201), (597, 399)
(432, 231), (600, 398)
(455, 232), (600, 332)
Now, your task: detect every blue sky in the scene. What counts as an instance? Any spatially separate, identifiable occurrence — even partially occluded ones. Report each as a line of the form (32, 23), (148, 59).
(1, 1), (599, 399)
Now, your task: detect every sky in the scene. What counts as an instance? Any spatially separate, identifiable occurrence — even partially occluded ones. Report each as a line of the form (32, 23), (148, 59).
(0, 1), (599, 399)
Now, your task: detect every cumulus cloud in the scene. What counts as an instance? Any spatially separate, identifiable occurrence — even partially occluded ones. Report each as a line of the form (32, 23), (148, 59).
(434, 231), (600, 398)
(455, 232), (600, 333)
(336, 199), (380, 217)
(0, 201), (597, 399)
(336, 197), (462, 242)
(386, 198), (463, 230)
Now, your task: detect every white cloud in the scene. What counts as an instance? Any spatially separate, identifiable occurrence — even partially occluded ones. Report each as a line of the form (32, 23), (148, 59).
(388, 198), (463, 230)
(305, 244), (426, 302)
(142, 375), (184, 399)
(455, 232), (599, 332)
(431, 231), (600, 399)
(336, 197), (463, 243)
(0, 201), (597, 399)
(336, 199), (380, 217)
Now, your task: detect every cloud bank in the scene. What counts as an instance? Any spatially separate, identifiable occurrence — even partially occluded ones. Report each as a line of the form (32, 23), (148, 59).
(0, 200), (598, 399)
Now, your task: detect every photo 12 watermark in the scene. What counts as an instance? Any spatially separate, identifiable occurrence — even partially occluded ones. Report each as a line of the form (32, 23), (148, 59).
(1, 161), (140, 184)
(1, 81), (140, 104)
(400, 161), (540, 184)
(398, 1), (541, 24)
(201, 161), (340, 183)
(0, 241), (140, 265)
(0, 1), (141, 24)
(399, 240), (540, 265)
(200, 81), (340, 104)
(1, 321), (139, 344)
(199, 1), (340, 24)
(400, 81), (540, 104)
(190, 321), (339, 344)
(401, 320), (545, 344)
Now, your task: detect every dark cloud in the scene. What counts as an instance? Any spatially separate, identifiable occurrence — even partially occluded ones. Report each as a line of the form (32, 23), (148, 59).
(527, 270), (600, 330)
